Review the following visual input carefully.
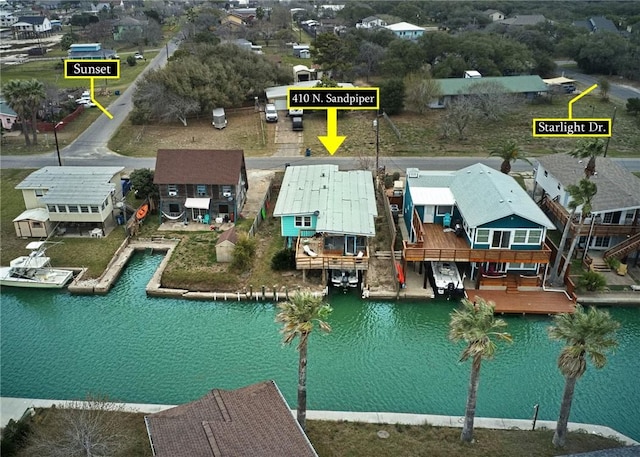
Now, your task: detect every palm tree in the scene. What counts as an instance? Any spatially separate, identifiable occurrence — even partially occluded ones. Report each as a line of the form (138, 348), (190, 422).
(2, 79), (31, 146)
(548, 305), (619, 447)
(275, 291), (332, 431)
(23, 78), (45, 145)
(488, 139), (532, 174)
(449, 297), (512, 443)
(557, 179), (597, 282)
(1, 78), (45, 146)
(568, 139), (605, 178)
(548, 178), (598, 286)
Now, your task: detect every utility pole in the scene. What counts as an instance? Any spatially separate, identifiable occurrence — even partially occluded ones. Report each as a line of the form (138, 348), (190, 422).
(53, 122), (63, 166)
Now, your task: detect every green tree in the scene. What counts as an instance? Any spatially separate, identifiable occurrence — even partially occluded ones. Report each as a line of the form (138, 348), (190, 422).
(2, 79), (45, 146)
(276, 292), (332, 431)
(70, 13), (98, 29)
(449, 297), (512, 443)
(379, 78), (404, 115)
(312, 32), (356, 79)
(489, 139), (531, 174)
(568, 138), (605, 178)
(626, 98), (640, 116)
(129, 168), (158, 201)
(231, 234), (256, 271)
(59, 31), (78, 50)
(548, 305), (619, 447)
(557, 179), (598, 283)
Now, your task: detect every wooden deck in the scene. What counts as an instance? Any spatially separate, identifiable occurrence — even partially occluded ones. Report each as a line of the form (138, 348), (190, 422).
(403, 223), (552, 263)
(467, 290), (575, 315)
(295, 237), (370, 271)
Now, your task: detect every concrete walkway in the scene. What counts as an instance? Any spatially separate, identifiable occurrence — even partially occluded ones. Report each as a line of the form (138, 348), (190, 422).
(1, 397), (637, 446)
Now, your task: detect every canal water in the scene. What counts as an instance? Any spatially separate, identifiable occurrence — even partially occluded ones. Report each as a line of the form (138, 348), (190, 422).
(1, 253), (639, 440)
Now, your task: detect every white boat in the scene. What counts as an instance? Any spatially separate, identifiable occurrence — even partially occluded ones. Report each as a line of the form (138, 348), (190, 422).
(430, 261), (465, 296)
(0, 242), (73, 289)
(331, 269), (359, 289)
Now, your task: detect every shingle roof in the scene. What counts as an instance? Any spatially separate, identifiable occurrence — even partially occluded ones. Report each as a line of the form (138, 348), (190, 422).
(499, 14), (547, 26)
(16, 16), (46, 25)
(273, 164), (378, 236)
(154, 149), (247, 187)
(15, 166), (124, 205)
(436, 75), (548, 96)
(145, 381), (318, 457)
(536, 154), (640, 213)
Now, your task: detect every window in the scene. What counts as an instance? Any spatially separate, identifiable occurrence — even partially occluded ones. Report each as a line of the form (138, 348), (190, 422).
(294, 216), (312, 228)
(476, 229), (489, 244)
(168, 184), (178, 196)
(90, 206), (99, 213)
(196, 185), (207, 197)
(35, 189), (45, 197)
(32, 222), (42, 228)
(527, 230), (542, 244)
(47, 204), (57, 212)
(513, 230), (527, 243)
(603, 212), (613, 224)
(58, 205), (67, 213)
(544, 170), (548, 177)
(169, 203), (180, 213)
(436, 205), (453, 216)
(80, 206), (89, 213)
(68, 205), (79, 213)
(594, 236), (611, 248)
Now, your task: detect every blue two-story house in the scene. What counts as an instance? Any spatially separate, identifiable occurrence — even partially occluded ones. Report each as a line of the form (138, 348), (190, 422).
(273, 164), (377, 283)
(402, 163), (555, 284)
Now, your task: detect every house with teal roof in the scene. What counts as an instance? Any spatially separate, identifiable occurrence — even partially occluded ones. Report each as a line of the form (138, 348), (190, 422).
(273, 164), (377, 283)
(402, 163), (554, 283)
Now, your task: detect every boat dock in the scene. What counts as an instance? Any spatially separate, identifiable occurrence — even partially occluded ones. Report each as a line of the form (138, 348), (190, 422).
(468, 289), (575, 315)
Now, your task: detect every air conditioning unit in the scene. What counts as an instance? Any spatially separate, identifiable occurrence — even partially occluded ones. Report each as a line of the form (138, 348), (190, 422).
(223, 192), (232, 198)
(168, 191), (177, 196)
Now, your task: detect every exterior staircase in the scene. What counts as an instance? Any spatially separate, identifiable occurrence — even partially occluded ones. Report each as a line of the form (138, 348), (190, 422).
(506, 275), (519, 294)
(589, 258), (611, 273)
(603, 233), (640, 262)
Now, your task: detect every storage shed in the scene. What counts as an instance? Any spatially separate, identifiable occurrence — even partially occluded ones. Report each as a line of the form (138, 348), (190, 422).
(216, 227), (238, 263)
(13, 207), (52, 238)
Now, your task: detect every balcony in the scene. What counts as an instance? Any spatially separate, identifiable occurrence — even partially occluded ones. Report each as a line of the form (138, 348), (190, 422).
(403, 223), (552, 264)
(542, 197), (640, 237)
(295, 236), (370, 271)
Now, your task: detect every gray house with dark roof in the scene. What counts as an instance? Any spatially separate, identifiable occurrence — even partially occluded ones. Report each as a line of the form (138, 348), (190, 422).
(12, 16), (51, 38)
(154, 149), (248, 223)
(145, 381), (318, 457)
(535, 153), (640, 262)
(573, 16), (619, 34)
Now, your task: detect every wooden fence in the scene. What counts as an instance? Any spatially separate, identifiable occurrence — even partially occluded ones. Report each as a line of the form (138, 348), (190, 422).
(248, 177), (274, 238)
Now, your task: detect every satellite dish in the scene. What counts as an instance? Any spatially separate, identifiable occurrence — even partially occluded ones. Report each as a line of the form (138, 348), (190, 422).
(227, 196), (233, 201)
(313, 210), (320, 216)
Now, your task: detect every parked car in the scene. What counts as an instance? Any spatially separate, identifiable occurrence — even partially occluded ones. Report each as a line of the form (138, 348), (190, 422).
(212, 108), (227, 129)
(265, 104), (278, 122)
(288, 108), (303, 117)
(134, 52), (144, 60)
(291, 116), (303, 131)
(75, 91), (91, 104)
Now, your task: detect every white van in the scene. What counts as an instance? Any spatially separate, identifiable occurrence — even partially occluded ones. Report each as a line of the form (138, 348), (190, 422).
(212, 108), (227, 129)
(265, 104), (278, 122)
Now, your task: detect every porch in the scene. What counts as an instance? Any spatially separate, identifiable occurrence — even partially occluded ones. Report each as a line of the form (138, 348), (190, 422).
(403, 223), (552, 264)
(295, 236), (370, 271)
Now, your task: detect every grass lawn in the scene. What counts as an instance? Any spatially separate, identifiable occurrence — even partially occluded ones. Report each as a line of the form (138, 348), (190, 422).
(6, 408), (625, 457)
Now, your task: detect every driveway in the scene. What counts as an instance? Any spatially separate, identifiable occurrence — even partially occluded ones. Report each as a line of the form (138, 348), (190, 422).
(555, 62), (640, 102)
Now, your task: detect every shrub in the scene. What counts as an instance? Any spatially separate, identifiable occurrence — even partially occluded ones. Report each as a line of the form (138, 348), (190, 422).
(1, 417), (32, 456)
(126, 55), (137, 66)
(577, 271), (607, 292)
(626, 98), (640, 116)
(605, 257), (621, 271)
(271, 248), (295, 271)
(231, 234), (256, 271)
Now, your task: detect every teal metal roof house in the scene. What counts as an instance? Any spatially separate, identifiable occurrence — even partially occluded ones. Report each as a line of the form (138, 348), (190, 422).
(273, 164), (377, 284)
(402, 163), (554, 281)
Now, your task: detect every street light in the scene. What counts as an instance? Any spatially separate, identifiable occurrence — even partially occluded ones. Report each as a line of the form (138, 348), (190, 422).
(53, 121), (63, 166)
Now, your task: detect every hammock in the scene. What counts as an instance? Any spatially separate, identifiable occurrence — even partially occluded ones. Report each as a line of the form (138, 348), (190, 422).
(161, 211), (185, 221)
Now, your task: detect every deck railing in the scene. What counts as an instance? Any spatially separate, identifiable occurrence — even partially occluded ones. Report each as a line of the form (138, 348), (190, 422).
(402, 241), (552, 263)
(295, 237), (370, 270)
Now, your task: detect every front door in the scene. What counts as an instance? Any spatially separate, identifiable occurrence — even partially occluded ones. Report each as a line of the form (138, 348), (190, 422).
(423, 205), (435, 223)
(491, 230), (510, 248)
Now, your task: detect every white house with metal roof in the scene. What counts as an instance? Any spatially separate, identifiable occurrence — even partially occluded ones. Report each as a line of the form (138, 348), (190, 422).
(384, 21), (426, 40)
(273, 164), (377, 283)
(14, 166), (125, 237)
(535, 153), (640, 262)
(403, 163), (555, 281)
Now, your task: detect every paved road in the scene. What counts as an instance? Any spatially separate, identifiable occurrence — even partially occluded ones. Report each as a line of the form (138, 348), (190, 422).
(556, 63), (640, 102)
